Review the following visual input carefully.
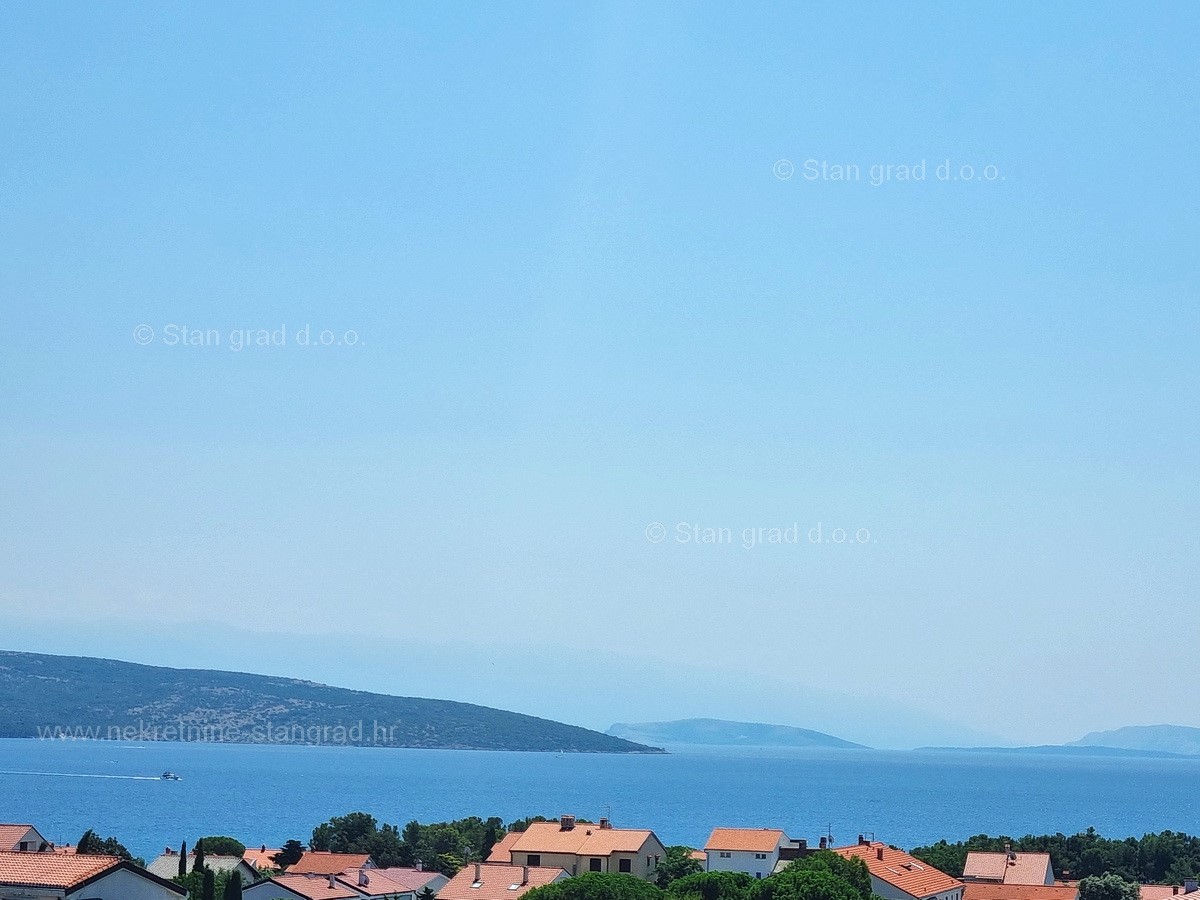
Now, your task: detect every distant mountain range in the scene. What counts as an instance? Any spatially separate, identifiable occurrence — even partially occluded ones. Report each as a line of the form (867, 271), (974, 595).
(1069, 724), (1200, 756)
(607, 717), (867, 749)
(920, 724), (1200, 758)
(0, 650), (661, 753)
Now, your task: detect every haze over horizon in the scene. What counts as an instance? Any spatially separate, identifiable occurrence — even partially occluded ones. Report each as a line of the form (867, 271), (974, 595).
(2, 3), (1198, 752)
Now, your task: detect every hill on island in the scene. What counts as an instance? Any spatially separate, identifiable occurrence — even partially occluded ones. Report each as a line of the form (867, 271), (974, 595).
(607, 717), (867, 749)
(1068, 724), (1200, 756)
(0, 650), (661, 753)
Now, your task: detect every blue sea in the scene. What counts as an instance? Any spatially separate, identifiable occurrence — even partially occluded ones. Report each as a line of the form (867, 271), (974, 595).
(1, 739), (1197, 860)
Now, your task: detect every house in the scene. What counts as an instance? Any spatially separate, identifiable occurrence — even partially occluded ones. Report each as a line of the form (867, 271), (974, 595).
(962, 883), (1078, 900)
(833, 840), (964, 900)
(244, 869), (430, 900)
(147, 849), (261, 884)
(244, 846), (284, 871)
(0, 850), (186, 900)
(1141, 885), (1200, 900)
(437, 863), (569, 900)
(704, 829), (789, 879)
(0, 825), (50, 853)
(491, 817), (666, 880)
(372, 867), (450, 894)
(245, 873), (362, 900)
(289, 852), (376, 875)
(340, 868), (435, 899)
(963, 852), (1055, 886)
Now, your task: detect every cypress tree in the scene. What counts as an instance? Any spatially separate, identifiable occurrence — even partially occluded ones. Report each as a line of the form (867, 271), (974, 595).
(202, 868), (215, 900)
(223, 872), (243, 900)
(179, 842), (188, 878)
(194, 839), (206, 873)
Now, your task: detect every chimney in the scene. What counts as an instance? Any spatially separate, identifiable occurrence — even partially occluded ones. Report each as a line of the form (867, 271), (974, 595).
(1171, 888), (1178, 896)
(561, 816), (576, 831)
(417, 861), (423, 872)
(328, 874), (337, 889)
(261, 845), (266, 853)
(359, 869), (370, 887)
(522, 865), (529, 885)
(819, 838), (828, 850)
(877, 848), (885, 861)
(475, 864), (482, 882)
(858, 835), (867, 846)
(599, 818), (611, 830)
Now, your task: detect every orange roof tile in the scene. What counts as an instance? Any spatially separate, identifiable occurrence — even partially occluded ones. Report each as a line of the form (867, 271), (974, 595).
(0, 825), (40, 851)
(438, 863), (569, 900)
(290, 852), (373, 875)
(1140, 888), (1180, 900)
(964, 853), (1053, 886)
(510, 822), (656, 857)
(0, 851), (120, 889)
(963, 883), (1078, 900)
(488, 832), (522, 863)
(690, 850), (707, 862)
(834, 843), (963, 900)
(705, 829), (786, 853)
(244, 846), (283, 869)
(260, 873), (360, 899)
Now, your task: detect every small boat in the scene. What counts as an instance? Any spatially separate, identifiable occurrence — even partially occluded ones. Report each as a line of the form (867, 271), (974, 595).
(160, 771), (181, 781)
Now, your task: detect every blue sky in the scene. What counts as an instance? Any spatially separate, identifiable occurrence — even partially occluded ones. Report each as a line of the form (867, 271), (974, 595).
(1, 2), (1197, 747)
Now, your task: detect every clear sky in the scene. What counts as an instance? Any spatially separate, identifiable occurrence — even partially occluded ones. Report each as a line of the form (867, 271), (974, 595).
(1, 2), (1197, 749)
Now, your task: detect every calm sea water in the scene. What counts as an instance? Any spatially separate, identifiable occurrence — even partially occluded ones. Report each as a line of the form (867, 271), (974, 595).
(1, 739), (1197, 860)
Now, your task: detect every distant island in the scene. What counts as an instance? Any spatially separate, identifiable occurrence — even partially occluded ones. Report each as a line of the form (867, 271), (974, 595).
(1069, 724), (1200, 756)
(0, 650), (662, 754)
(920, 724), (1200, 758)
(607, 717), (867, 749)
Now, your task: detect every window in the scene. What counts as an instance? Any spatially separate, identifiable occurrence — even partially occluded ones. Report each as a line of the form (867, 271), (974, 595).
(526, 855), (541, 867)
(719, 852), (732, 859)
(590, 859), (602, 872)
(755, 853), (768, 859)
(619, 859), (632, 873)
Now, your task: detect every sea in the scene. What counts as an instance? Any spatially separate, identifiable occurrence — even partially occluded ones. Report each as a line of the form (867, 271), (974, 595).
(1, 739), (1198, 860)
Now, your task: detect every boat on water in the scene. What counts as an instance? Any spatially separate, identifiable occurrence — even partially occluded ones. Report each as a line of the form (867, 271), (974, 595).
(160, 771), (181, 780)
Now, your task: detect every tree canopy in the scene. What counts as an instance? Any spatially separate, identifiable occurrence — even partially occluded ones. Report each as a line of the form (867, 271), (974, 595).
(310, 812), (508, 874)
(911, 830), (1200, 883)
(1078, 875), (1141, 900)
(196, 836), (246, 857)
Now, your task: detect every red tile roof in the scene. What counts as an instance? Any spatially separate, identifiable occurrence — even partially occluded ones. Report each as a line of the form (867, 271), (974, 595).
(834, 843), (963, 900)
(438, 863), (568, 900)
(0, 825), (40, 851)
(244, 846), (284, 869)
(487, 833), (522, 863)
(0, 851), (120, 889)
(704, 829), (786, 853)
(259, 873), (360, 899)
(964, 853), (1053, 885)
(510, 822), (656, 856)
(963, 883), (1078, 900)
(290, 852), (373, 875)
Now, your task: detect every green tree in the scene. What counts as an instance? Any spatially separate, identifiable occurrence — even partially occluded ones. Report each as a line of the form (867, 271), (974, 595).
(197, 836), (246, 857)
(76, 829), (137, 863)
(758, 869), (863, 900)
(523, 871), (665, 900)
(312, 812), (379, 852)
(1078, 875), (1140, 900)
(202, 868), (216, 900)
(656, 847), (704, 888)
(223, 872), (243, 900)
(781, 851), (873, 900)
(419, 888), (437, 900)
(194, 838), (207, 873)
(272, 840), (305, 870)
(179, 842), (188, 878)
(665, 871), (755, 900)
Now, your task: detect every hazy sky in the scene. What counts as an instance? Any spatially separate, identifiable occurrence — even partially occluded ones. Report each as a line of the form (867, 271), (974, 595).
(2, 2), (1197, 749)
